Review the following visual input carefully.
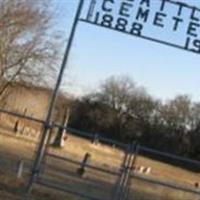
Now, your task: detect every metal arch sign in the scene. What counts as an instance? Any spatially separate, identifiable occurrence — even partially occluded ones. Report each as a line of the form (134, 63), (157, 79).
(28, 0), (200, 193)
(80, 0), (200, 55)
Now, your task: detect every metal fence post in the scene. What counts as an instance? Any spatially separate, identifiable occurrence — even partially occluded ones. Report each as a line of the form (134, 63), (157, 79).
(26, 0), (85, 194)
(112, 142), (138, 200)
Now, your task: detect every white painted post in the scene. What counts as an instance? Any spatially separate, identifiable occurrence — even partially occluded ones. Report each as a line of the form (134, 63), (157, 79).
(16, 159), (24, 179)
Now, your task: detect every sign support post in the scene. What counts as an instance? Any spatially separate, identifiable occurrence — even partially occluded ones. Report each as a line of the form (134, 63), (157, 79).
(26, 0), (84, 194)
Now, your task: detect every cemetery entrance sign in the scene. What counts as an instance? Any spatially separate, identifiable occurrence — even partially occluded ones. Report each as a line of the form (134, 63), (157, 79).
(82, 0), (200, 54)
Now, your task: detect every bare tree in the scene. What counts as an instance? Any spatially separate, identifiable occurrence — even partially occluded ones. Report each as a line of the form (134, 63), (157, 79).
(98, 76), (136, 112)
(0, 0), (62, 98)
(160, 95), (192, 130)
(92, 76), (151, 139)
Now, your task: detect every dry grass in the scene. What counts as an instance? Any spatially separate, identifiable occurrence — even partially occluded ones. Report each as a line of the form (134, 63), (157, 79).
(50, 133), (200, 185)
(0, 130), (200, 200)
(0, 172), (79, 200)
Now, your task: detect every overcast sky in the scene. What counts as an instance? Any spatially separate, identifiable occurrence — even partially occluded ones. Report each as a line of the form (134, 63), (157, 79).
(53, 0), (200, 102)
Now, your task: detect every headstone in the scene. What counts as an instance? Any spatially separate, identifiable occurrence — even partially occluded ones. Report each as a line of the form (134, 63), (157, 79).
(144, 167), (151, 175)
(138, 166), (145, 174)
(195, 182), (199, 188)
(77, 152), (91, 177)
(16, 159), (24, 179)
(14, 120), (19, 133)
(92, 133), (99, 145)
